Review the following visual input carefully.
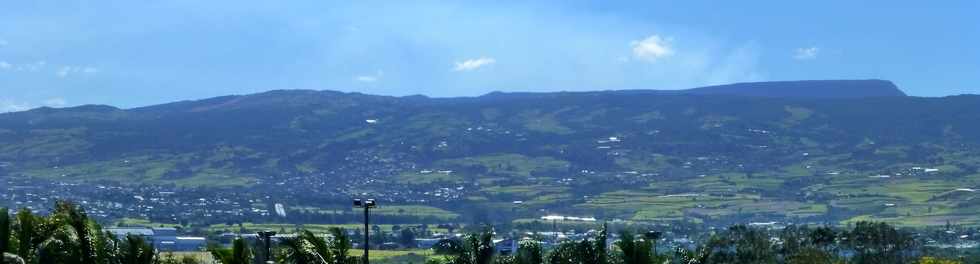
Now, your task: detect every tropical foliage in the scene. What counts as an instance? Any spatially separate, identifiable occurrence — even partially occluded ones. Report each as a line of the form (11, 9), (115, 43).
(1, 202), (159, 264)
(1, 202), (975, 264)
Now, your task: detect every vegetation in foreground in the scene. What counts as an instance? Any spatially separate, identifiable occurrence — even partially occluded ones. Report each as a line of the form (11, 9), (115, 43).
(5, 202), (980, 263)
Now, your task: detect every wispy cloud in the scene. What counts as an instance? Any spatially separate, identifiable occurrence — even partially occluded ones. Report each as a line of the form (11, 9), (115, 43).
(452, 57), (496, 72)
(631, 35), (674, 62)
(0, 61), (99, 77)
(793, 47), (819, 60)
(355, 76), (378, 82)
(22, 61), (46, 72)
(703, 42), (765, 85)
(0, 99), (31, 113)
(354, 70), (383, 83)
(0, 97), (70, 113)
(56, 67), (70, 77)
(0, 39), (8, 46)
(0, 61), (48, 72)
(43, 98), (68, 107)
(57, 66), (99, 78)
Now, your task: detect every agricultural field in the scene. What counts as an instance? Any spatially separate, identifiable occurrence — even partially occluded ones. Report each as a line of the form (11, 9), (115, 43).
(370, 249), (441, 264)
(204, 223), (453, 234)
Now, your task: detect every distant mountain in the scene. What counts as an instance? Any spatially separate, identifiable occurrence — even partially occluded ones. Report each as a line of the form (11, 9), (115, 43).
(682, 79), (906, 98)
(3, 80), (980, 226)
(479, 79), (906, 100)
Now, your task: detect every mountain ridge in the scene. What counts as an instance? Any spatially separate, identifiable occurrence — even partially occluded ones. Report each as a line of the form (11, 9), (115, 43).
(476, 79), (905, 100)
(1, 80), (907, 115)
(4, 79), (980, 226)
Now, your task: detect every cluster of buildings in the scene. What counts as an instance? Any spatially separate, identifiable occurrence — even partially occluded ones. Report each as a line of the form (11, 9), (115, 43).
(105, 227), (207, 252)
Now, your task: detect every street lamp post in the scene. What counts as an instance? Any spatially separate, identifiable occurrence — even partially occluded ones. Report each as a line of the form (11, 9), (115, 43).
(257, 230), (277, 264)
(353, 199), (377, 264)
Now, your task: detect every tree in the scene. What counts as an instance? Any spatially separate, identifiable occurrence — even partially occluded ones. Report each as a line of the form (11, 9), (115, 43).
(14, 209), (37, 263)
(158, 253), (201, 264)
(514, 240), (542, 264)
(673, 246), (709, 264)
(327, 227), (353, 263)
(36, 201), (109, 264)
(594, 224), (609, 264)
(699, 234), (736, 264)
(371, 230), (387, 249)
(544, 225), (607, 264)
(493, 255), (516, 264)
(809, 226), (837, 254)
(399, 228), (417, 249)
(181, 255), (201, 264)
(4, 253), (26, 264)
(694, 225), (776, 264)
(616, 231), (652, 264)
(56, 201), (99, 264)
(730, 225), (776, 264)
(1, 207), (10, 254)
(210, 238), (252, 264)
(1, 208), (24, 264)
(434, 239), (464, 255)
(119, 234), (155, 264)
(845, 221), (916, 264)
(301, 230), (332, 262)
(449, 228), (494, 264)
(278, 230), (331, 264)
(546, 242), (578, 264)
(779, 225), (809, 258)
(779, 225), (839, 264)
(159, 253), (180, 264)
(279, 237), (323, 264)
(785, 248), (833, 264)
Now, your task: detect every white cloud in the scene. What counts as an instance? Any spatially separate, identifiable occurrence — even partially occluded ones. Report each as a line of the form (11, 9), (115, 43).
(452, 57), (496, 72)
(57, 65), (100, 78)
(57, 67), (71, 77)
(354, 70), (383, 82)
(631, 35), (674, 62)
(703, 43), (765, 85)
(21, 61), (46, 72)
(794, 47), (819, 60)
(43, 98), (68, 107)
(0, 98), (70, 113)
(0, 61), (99, 77)
(355, 76), (378, 82)
(0, 99), (31, 113)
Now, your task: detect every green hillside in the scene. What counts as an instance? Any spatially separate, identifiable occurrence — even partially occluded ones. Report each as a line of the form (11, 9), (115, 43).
(2, 83), (980, 226)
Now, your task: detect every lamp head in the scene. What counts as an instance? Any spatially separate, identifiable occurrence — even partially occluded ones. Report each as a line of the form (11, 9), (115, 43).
(354, 198), (376, 208)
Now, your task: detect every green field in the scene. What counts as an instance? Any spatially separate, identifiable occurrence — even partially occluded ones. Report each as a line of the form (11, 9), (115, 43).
(290, 205), (460, 221)
(370, 249), (441, 264)
(205, 223), (452, 234)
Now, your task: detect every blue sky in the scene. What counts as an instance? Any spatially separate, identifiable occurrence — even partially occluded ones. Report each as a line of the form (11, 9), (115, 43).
(1, 1), (978, 112)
